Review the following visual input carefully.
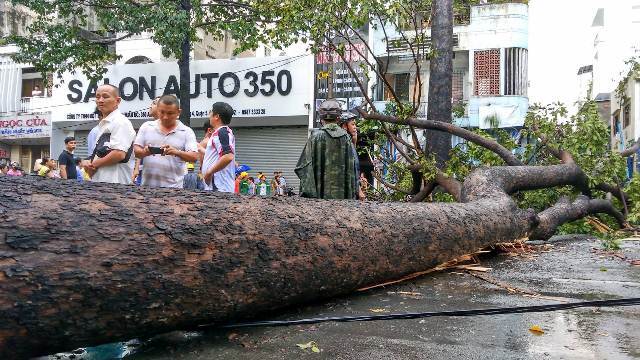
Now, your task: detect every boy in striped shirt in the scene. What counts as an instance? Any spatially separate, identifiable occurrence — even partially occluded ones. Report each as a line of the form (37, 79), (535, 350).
(202, 102), (236, 193)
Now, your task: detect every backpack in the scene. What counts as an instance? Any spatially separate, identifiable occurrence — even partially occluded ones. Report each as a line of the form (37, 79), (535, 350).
(90, 132), (134, 163)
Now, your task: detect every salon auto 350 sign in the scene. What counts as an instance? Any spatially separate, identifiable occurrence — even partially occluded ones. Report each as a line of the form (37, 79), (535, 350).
(54, 56), (314, 121)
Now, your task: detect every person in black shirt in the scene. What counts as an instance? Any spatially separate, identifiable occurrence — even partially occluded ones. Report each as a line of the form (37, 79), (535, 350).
(58, 136), (78, 180)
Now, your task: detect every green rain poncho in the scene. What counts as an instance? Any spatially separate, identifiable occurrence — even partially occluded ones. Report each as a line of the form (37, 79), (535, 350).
(295, 123), (357, 199)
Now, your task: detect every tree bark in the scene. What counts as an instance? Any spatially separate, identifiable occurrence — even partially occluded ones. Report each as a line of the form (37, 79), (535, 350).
(0, 167), (621, 358)
(530, 195), (626, 240)
(178, 0), (192, 126)
(425, 0), (453, 167)
(435, 170), (462, 201)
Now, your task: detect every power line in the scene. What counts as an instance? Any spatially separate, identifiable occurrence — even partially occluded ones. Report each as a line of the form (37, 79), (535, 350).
(211, 297), (640, 329)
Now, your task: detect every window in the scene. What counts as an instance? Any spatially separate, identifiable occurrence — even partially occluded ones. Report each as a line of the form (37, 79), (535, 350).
(613, 112), (620, 135)
(474, 49), (500, 96)
(623, 103), (631, 128)
(504, 48), (528, 96)
(452, 70), (465, 103)
(125, 56), (153, 64)
(394, 73), (411, 102)
(21, 78), (44, 98)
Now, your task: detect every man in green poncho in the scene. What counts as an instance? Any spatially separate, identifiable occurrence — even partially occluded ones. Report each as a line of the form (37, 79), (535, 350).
(295, 99), (356, 199)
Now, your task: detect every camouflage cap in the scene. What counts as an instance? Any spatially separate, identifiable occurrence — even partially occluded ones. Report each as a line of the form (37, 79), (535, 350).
(338, 111), (358, 125)
(318, 99), (342, 120)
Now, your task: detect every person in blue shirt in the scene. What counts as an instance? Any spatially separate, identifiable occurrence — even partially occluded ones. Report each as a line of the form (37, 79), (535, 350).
(74, 158), (84, 183)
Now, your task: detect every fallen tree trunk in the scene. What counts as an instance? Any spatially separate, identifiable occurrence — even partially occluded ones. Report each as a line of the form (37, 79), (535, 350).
(0, 166), (615, 358)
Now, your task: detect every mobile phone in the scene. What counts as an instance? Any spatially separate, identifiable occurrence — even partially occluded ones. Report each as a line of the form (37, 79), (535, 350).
(148, 146), (163, 155)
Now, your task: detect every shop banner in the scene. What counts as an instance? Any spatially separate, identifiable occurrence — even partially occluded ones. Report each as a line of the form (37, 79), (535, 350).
(52, 56), (314, 122)
(0, 114), (51, 139)
(314, 26), (369, 127)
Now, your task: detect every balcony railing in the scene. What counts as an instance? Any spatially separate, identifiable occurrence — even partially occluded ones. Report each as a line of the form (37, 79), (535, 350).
(20, 96), (49, 113)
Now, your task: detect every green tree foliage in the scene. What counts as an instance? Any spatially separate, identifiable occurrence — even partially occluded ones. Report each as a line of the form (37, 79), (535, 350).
(614, 56), (639, 106)
(9, 0), (263, 81)
(363, 97), (633, 234)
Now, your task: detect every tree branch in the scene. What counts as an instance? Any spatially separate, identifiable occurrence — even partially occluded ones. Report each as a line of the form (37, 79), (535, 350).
(372, 171), (410, 194)
(594, 182), (632, 210)
(436, 170), (462, 201)
(380, 123), (416, 165)
(87, 32), (137, 45)
(358, 110), (523, 166)
(531, 195), (628, 240)
(410, 181), (436, 202)
(620, 138), (640, 157)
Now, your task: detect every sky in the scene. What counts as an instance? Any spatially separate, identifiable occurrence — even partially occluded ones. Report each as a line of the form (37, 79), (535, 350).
(528, 0), (639, 111)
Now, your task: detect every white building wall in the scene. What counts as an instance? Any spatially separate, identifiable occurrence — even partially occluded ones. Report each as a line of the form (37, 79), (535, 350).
(255, 42), (309, 58)
(0, 49), (21, 114)
(467, 3), (529, 129)
(468, 3), (528, 50)
(592, 3), (640, 97)
(116, 34), (165, 64)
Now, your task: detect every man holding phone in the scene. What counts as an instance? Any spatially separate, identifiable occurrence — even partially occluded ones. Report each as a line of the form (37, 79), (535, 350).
(134, 95), (199, 188)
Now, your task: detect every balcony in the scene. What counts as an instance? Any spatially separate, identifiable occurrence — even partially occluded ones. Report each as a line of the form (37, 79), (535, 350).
(20, 96), (50, 114)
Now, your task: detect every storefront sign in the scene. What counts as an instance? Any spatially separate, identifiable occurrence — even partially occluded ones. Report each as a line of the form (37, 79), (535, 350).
(0, 114), (51, 139)
(315, 43), (368, 105)
(314, 27), (369, 127)
(53, 56), (314, 121)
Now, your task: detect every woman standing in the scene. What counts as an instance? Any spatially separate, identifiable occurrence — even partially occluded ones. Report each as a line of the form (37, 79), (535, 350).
(37, 158), (56, 178)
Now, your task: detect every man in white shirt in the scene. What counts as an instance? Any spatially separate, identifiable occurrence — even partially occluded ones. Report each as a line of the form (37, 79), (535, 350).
(202, 102), (236, 192)
(85, 84), (136, 184)
(134, 95), (199, 188)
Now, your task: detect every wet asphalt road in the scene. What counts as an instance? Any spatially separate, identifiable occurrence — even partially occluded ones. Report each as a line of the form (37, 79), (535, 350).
(49, 236), (640, 360)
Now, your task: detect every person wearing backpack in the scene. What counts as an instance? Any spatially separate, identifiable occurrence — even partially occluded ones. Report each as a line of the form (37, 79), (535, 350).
(85, 84), (136, 184)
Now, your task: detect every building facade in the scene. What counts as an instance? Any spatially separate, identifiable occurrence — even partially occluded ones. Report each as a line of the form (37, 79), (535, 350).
(1, 1), (309, 181)
(369, 2), (529, 133)
(46, 56), (315, 190)
(0, 2), (51, 170)
(596, 2), (640, 175)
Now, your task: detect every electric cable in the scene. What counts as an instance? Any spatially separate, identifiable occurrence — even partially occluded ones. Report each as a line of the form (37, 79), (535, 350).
(211, 297), (640, 329)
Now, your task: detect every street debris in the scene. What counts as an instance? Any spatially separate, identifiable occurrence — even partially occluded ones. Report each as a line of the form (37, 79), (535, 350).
(528, 325), (545, 335)
(296, 341), (321, 353)
(358, 238), (553, 292)
(386, 291), (423, 299)
(466, 271), (569, 302)
(586, 216), (612, 234)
